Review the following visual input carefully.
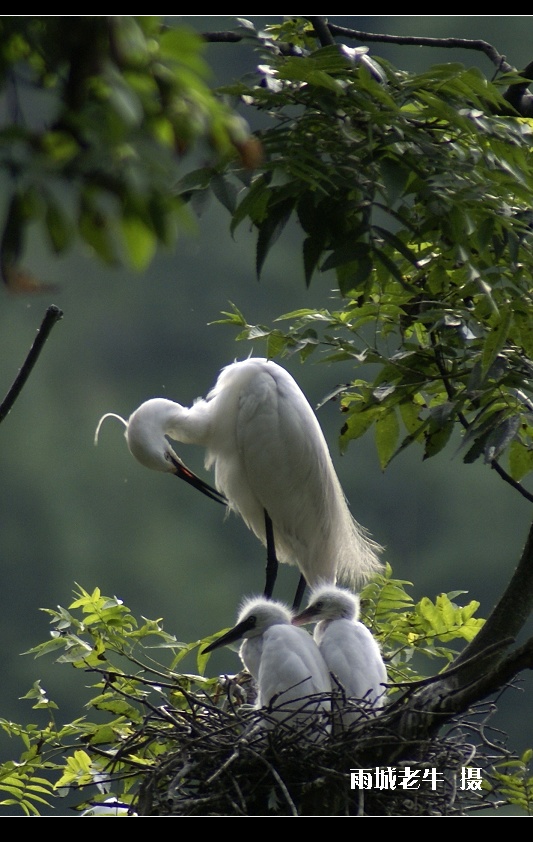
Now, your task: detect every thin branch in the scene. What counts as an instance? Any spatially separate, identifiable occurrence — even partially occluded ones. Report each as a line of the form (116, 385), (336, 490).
(430, 335), (533, 504)
(489, 459), (533, 504)
(326, 23), (514, 75)
(201, 19), (516, 76)
(246, 744), (299, 816)
(448, 637), (533, 712)
(390, 638), (514, 692)
(200, 30), (245, 44)
(0, 304), (63, 424)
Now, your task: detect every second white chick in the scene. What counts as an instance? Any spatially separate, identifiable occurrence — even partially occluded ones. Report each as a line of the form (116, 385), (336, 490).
(292, 583), (387, 728)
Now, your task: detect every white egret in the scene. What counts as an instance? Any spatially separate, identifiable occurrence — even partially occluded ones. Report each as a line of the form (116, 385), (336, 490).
(202, 596), (332, 735)
(95, 357), (383, 608)
(292, 584), (387, 728)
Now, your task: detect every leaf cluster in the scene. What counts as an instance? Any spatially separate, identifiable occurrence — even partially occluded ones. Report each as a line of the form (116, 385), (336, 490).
(182, 20), (533, 483)
(0, 16), (255, 281)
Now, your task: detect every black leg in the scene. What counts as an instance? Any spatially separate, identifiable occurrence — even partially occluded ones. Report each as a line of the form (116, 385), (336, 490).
(263, 510), (278, 599)
(292, 574), (307, 611)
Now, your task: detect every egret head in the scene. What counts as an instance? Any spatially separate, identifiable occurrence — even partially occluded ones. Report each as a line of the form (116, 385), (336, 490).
(292, 583), (360, 626)
(125, 399), (179, 472)
(95, 399), (179, 474)
(202, 596), (292, 653)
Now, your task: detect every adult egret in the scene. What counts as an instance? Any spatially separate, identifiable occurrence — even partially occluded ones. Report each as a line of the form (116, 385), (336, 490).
(95, 357), (383, 608)
(202, 596), (332, 735)
(292, 584), (387, 728)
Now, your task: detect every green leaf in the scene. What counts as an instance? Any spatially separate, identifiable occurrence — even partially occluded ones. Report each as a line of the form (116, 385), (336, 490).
(256, 197), (295, 278)
(483, 415), (520, 463)
(379, 158), (411, 205)
(79, 203), (117, 265)
(303, 234), (324, 286)
(121, 216), (158, 270)
(508, 439), (533, 481)
(44, 198), (73, 254)
(211, 174), (239, 213)
(231, 176), (270, 234)
(340, 405), (378, 451)
(481, 305), (513, 379)
(321, 242), (371, 273)
(424, 419), (454, 460)
(514, 307), (533, 358)
(375, 408), (400, 470)
(336, 257), (373, 296)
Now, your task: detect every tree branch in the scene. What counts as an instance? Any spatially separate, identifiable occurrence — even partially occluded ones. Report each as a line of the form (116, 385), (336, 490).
(200, 19), (513, 75)
(305, 17), (336, 47)
(200, 30), (245, 44)
(363, 520), (533, 756)
(362, 634), (533, 767)
(0, 304), (63, 424)
(453, 516), (533, 668)
(430, 336), (533, 504)
(489, 459), (533, 504)
(201, 19), (513, 76)
(326, 23), (514, 75)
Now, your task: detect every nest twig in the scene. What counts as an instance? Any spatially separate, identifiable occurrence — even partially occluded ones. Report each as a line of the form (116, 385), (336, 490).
(128, 675), (517, 816)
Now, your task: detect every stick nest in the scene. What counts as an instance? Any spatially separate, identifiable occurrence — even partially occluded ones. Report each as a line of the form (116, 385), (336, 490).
(131, 673), (515, 816)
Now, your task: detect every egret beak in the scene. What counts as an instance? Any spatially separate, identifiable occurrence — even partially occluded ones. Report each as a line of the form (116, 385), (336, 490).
(167, 452), (227, 505)
(291, 607), (319, 627)
(202, 615), (256, 654)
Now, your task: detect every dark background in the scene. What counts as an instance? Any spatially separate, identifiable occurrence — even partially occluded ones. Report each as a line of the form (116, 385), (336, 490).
(1, 16), (532, 815)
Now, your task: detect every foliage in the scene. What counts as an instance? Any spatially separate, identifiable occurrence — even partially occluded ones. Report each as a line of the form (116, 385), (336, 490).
(2, 15), (533, 817)
(489, 750), (533, 813)
(0, 16), (258, 285)
(182, 19), (533, 486)
(0, 579), (528, 816)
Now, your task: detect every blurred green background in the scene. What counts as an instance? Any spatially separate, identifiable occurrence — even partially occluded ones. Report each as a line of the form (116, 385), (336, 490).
(1, 16), (533, 814)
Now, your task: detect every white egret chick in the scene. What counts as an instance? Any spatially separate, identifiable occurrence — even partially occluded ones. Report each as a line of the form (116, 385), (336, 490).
(292, 584), (387, 728)
(203, 596), (332, 736)
(96, 358), (383, 609)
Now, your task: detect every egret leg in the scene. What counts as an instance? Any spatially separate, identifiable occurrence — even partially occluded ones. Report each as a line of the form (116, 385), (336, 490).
(292, 575), (307, 612)
(263, 510), (278, 600)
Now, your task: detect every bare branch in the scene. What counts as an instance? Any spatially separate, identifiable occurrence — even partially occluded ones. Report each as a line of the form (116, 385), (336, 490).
(306, 17), (336, 47)
(327, 23), (514, 75)
(200, 18), (515, 76)
(0, 305), (63, 425)
(489, 459), (533, 504)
